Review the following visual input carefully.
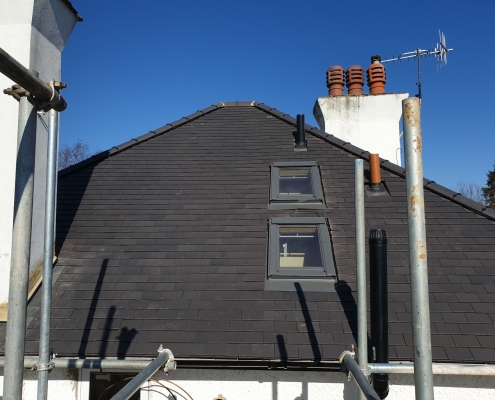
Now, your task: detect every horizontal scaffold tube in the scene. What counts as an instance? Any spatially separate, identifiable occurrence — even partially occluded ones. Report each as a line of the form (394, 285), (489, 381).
(0, 47), (67, 111)
(0, 357), (163, 370)
(368, 363), (495, 376)
(0, 357), (493, 376)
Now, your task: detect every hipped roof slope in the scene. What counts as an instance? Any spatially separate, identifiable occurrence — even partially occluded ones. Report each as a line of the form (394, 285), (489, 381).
(3, 101), (494, 367)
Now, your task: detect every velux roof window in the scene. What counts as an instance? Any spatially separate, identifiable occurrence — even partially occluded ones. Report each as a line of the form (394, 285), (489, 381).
(268, 218), (335, 281)
(269, 162), (325, 209)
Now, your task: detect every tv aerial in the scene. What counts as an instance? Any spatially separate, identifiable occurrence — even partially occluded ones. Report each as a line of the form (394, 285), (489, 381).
(380, 31), (453, 104)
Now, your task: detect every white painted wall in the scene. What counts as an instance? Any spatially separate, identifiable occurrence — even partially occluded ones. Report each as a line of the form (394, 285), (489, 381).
(0, 0), (78, 317)
(1, 367), (494, 399)
(0, 368), (79, 400)
(144, 369), (495, 400)
(313, 93), (408, 166)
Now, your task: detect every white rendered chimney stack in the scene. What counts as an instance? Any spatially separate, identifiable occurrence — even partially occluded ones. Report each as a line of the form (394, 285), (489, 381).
(314, 57), (408, 166)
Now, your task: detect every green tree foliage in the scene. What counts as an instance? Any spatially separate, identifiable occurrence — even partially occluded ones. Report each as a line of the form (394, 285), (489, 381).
(482, 162), (495, 209)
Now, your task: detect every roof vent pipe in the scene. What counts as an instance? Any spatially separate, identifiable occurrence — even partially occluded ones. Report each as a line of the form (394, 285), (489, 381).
(370, 229), (389, 399)
(367, 55), (386, 94)
(294, 114), (307, 151)
(369, 153), (381, 191)
(346, 66), (364, 95)
(327, 66), (345, 96)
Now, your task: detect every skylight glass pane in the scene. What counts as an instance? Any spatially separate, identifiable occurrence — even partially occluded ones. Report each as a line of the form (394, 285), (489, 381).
(278, 167), (312, 196)
(278, 226), (323, 268)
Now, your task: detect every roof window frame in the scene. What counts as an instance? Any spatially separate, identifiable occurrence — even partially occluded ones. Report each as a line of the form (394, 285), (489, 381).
(269, 161), (325, 209)
(268, 217), (336, 280)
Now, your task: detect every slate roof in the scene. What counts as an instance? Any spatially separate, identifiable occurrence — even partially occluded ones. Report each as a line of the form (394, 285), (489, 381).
(2, 101), (495, 368)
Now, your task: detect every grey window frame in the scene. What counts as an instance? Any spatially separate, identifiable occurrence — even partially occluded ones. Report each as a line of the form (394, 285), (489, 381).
(268, 217), (336, 280)
(269, 161), (325, 209)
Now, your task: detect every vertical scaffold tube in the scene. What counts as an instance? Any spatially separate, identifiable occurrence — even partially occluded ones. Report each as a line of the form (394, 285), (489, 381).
(402, 97), (434, 400)
(4, 93), (38, 400)
(355, 159), (369, 400)
(37, 109), (59, 400)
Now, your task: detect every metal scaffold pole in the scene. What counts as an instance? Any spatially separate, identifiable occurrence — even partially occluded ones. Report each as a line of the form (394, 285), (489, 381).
(1, 46), (68, 400)
(402, 97), (434, 400)
(3, 89), (38, 400)
(36, 108), (59, 400)
(354, 158), (370, 400)
(340, 351), (381, 400)
(111, 347), (176, 400)
(0, 47), (66, 111)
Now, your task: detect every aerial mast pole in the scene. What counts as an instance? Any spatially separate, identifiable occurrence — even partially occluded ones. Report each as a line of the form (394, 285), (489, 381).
(380, 31), (453, 105)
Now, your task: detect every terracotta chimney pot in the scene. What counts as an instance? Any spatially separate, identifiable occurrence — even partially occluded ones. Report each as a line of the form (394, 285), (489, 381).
(346, 66), (365, 95)
(367, 55), (386, 94)
(326, 66), (345, 96)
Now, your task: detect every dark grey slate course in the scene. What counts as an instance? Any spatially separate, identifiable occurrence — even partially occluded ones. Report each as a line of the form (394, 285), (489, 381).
(0, 102), (494, 367)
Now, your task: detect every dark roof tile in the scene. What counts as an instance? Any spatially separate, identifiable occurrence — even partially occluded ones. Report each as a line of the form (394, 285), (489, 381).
(9, 101), (494, 366)
(444, 347), (475, 362)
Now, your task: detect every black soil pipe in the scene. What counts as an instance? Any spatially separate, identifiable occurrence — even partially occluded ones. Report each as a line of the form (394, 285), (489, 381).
(0, 47), (67, 111)
(369, 229), (389, 399)
(296, 114), (305, 146)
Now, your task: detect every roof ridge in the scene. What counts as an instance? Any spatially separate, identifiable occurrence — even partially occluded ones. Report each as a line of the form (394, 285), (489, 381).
(58, 102), (228, 179)
(58, 100), (495, 222)
(58, 101), (264, 179)
(252, 102), (495, 222)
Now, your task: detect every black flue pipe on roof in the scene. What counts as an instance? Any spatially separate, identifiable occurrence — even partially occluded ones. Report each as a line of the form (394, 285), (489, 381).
(296, 114), (305, 146)
(370, 229), (389, 399)
(0, 47), (67, 111)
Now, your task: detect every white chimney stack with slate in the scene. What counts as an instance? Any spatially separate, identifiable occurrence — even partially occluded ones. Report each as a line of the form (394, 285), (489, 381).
(313, 59), (408, 166)
(0, 0), (80, 320)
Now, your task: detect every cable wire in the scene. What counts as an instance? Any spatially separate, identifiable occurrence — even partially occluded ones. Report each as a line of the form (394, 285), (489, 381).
(149, 377), (195, 400)
(144, 381), (177, 400)
(97, 376), (194, 400)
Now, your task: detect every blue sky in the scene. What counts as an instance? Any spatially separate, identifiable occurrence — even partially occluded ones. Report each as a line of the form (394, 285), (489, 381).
(61, 0), (495, 190)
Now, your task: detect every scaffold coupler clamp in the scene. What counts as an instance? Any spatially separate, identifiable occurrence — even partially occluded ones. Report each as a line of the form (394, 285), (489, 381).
(32, 349), (56, 372)
(37, 80), (66, 112)
(157, 344), (176, 375)
(3, 84), (30, 102)
(339, 349), (354, 381)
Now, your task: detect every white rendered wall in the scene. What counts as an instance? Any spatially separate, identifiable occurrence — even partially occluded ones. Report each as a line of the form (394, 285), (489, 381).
(313, 93), (408, 166)
(0, 0), (78, 318)
(143, 369), (495, 400)
(2, 367), (493, 400)
(0, 368), (79, 400)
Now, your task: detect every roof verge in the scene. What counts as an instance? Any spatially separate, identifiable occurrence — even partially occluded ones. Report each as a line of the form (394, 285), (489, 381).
(58, 100), (495, 222)
(252, 102), (495, 222)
